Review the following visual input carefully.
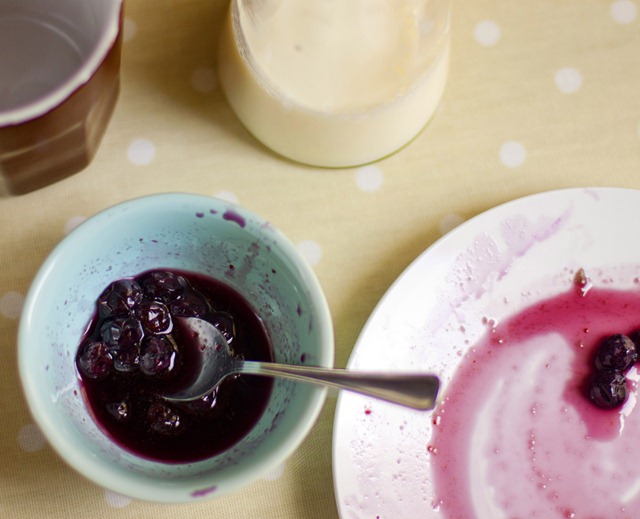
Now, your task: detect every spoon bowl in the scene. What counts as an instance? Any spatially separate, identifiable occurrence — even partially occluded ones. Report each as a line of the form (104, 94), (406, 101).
(164, 317), (440, 411)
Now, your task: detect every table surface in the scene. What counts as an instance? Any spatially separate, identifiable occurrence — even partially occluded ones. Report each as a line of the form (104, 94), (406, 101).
(2, 0), (639, 517)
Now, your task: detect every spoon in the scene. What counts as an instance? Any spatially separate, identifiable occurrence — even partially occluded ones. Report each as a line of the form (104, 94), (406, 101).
(163, 317), (440, 411)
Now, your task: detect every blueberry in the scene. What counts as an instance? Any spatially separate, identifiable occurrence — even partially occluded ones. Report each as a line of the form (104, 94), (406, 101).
(77, 340), (113, 380)
(169, 290), (209, 317)
(106, 400), (131, 422)
(113, 343), (140, 373)
(140, 336), (178, 377)
(589, 370), (628, 409)
(147, 401), (183, 435)
(139, 271), (187, 302)
(136, 300), (172, 334)
(100, 316), (144, 350)
(594, 334), (637, 372)
(629, 330), (640, 353)
(98, 279), (143, 316)
(210, 311), (236, 345)
(179, 389), (219, 415)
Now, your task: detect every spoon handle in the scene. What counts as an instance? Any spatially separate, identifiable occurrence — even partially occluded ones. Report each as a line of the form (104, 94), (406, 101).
(240, 361), (440, 410)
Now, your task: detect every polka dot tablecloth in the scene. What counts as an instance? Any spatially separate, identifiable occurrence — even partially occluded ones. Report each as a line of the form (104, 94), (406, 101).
(1, 0), (639, 517)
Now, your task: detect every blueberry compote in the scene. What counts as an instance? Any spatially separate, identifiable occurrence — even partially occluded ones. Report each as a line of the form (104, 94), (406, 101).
(75, 269), (274, 463)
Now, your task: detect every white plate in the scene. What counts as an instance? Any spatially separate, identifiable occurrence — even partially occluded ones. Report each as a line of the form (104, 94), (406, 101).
(332, 187), (640, 519)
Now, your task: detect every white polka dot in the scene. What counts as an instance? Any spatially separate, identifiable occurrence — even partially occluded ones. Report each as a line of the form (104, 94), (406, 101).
(418, 18), (435, 35)
(499, 141), (527, 168)
(105, 490), (132, 508)
(0, 291), (24, 319)
(438, 213), (465, 236)
(554, 67), (583, 94)
(610, 0), (637, 24)
(64, 215), (87, 235)
(127, 139), (156, 165)
(190, 67), (218, 93)
(215, 191), (239, 204)
(123, 17), (137, 42)
(356, 165), (384, 192)
(473, 20), (501, 46)
(262, 463), (285, 481)
(297, 240), (323, 266)
(18, 424), (46, 452)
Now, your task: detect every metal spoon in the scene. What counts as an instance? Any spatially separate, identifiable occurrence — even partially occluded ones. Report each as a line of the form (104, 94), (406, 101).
(163, 317), (440, 411)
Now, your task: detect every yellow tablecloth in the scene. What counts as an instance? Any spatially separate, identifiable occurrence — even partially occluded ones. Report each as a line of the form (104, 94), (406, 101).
(1, 0), (639, 517)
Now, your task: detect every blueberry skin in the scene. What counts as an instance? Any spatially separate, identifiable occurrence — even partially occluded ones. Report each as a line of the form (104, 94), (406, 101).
(147, 400), (183, 435)
(98, 279), (144, 316)
(589, 370), (628, 409)
(139, 271), (187, 303)
(106, 400), (131, 422)
(100, 316), (144, 350)
(140, 336), (178, 377)
(112, 344), (140, 373)
(77, 340), (113, 380)
(169, 291), (209, 317)
(136, 300), (172, 334)
(594, 334), (637, 372)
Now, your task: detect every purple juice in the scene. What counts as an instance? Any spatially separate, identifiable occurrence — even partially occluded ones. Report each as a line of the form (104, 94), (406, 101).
(429, 277), (640, 518)
(75, 269), (274, 464)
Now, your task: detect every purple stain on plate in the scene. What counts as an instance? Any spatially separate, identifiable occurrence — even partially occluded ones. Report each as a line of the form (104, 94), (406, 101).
(191, 485), (217, 498)
(210, 209), (218, 215)
(196, 212), (205, 218)
(223, 209), (246, 228)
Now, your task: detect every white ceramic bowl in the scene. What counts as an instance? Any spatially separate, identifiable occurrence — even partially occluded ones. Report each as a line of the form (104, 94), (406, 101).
(18, 193), (334, 503)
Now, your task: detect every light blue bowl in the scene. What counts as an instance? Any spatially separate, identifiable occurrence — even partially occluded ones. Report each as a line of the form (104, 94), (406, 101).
(18, 193), (334, 503)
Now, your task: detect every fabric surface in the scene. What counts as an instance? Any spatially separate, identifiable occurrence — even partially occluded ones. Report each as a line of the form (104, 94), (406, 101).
(1, 0), (639, 517)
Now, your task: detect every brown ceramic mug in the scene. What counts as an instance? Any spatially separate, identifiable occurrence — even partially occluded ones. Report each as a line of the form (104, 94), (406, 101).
(0, 0), (124, 196)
